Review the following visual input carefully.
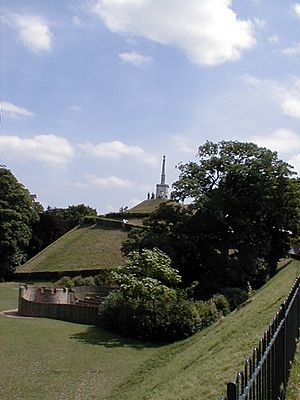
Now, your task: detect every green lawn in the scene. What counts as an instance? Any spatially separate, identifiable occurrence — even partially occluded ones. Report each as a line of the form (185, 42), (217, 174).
(0, 283), (160, 400)
(17, 225), (128, 274)
(1, 259), (300, 399)
(129, 199), (168, 213)
(286, 343), (300, 400)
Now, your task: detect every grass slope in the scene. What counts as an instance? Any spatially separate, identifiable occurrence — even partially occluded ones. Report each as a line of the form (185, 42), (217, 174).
(107, 259), (300, 400)
(129, 199), (168, 214)
(286, 343), (300, 400)
(1, 259), (299, 399)
(17, 224), (128, 274)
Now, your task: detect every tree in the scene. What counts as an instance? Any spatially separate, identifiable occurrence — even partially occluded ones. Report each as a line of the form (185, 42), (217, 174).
(0, 166), (40, 279)
(99, 249), (219, 341)
(122, 141), (300, 298)
(28, 204), (97, 258)
(172, 141), (300, 289)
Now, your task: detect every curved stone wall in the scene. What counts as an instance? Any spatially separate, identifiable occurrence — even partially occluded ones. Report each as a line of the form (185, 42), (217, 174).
(18, 285), (109, 325)
(19, 285), (69, 304)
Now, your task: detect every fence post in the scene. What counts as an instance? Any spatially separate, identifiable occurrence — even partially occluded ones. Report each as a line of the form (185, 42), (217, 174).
(227, 382), (238, 400)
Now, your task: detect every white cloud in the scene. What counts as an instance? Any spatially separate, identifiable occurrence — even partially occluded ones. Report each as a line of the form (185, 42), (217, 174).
(4, 13), (52, 53)
(0, 134), (74, 165)
(93, 0), (256, 66)
(243, 74), (300, 119)
(79, 140), (157, 165)
(249, 129), (300, 154)
(118, 51), (152, 66)
(85, 174), (133, 189)
(172, 135), (196, 154)
(281, 43), (300, 56)
(288, 154), (300, 175)
(268, 35), (279, 44)
(282, 98), (300, 118)
(1, 101), (35, 118)
(292, 3), (300, 18)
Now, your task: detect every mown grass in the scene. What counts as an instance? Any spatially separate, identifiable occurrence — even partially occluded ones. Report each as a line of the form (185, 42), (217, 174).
(286, 343), (300, 400)
(105, 259), (300, 400)
(1, 259), (299, 399)
(0, 284), (160, 400)
(129, 199), (168, 213)
(17, 225), (128, 273)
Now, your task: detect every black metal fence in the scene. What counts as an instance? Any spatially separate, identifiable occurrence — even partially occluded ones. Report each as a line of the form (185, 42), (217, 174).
(223, 275), (300, 400)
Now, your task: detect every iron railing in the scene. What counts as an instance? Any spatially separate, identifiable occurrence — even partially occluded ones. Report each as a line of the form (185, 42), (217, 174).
(223, 275), (300, 400)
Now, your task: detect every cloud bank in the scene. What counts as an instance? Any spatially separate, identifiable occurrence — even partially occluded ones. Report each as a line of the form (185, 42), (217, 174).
(79, 140), (157, 165)
(85, 174), (133, 189)
(93, 0), (256, 66)
(0, 134), (74, 165)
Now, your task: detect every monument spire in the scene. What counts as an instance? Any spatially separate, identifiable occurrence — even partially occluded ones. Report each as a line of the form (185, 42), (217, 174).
(161, 155), (166, 185)
(155, 155), (169, 199)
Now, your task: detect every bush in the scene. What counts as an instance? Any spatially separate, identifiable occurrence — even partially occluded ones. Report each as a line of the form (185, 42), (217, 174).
(99, 249), (223, 342)
(221, 287), (249, 310)
(55, 276), (74, 288)
(72, 275), (85, 286)
(194, 300), (220, 327)
(99, 291), (204, 341)
(81, 276), (96, 286)
(211, 294), (230, 316)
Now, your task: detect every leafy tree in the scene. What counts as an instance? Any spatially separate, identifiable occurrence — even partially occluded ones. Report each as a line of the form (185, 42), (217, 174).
(100, 249), (220, 341)
(0, 166), (40, 279)
(172, 141), (300, 289)
(28, 204), (97, 258)
(122, 141), (300, 297)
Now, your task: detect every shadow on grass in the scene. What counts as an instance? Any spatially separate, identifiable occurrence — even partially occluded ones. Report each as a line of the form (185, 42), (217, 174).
(70, 326), (163, 350)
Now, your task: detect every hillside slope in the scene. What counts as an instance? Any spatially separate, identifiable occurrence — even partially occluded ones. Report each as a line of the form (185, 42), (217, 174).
(107, 259), (300, 400)
(16, 222), (128, 275)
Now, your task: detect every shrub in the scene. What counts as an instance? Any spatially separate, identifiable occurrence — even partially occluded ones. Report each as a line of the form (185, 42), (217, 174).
(72, 275), (85, 286)
(94, 271), (115, 287)
(81, 276), (96, 286)
(99, 291), (203, 341)
(55, 276), (74, 288)
(99, 249), (223, 342)
(221, 287), (249, 310)
(194, 300), (220, 327)
(211, 294), (230, 316)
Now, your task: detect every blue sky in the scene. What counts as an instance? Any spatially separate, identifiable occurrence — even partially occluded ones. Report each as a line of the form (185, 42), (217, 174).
(1, 0), (300, 213)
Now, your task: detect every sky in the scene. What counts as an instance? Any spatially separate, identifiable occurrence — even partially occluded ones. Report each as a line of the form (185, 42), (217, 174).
(1, 0), (300, 214)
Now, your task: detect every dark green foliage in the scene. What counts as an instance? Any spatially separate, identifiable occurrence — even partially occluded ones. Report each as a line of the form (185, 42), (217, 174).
(55, 275), (96, 288)
(0, 166), (40, 279)
(55, 276), (74, 288)
(99, 249), (220, 341)
(221, 287), (249, 310)
(123, 141), (300, 298)
(211, 294), (231, 316)
(28, 204), (97, 258)
(99, 290), (219, 341)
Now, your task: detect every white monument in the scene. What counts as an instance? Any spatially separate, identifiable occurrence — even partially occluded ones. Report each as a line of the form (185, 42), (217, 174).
(155, 155), (169, 199)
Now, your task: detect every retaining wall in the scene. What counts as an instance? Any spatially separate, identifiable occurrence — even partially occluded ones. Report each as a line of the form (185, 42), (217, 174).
(18, 285), (101, 325)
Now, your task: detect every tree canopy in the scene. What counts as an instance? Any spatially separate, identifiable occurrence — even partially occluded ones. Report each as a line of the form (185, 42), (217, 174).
(123, 141), (300, 297)
(0, 166), (40, 279)
(28, 204), (98, 258)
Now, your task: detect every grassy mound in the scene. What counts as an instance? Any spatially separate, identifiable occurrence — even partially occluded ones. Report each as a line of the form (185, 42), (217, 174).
(129, 199), (168, 214)
(2, 259), (299, 399)
(16, 223), (128, 275)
